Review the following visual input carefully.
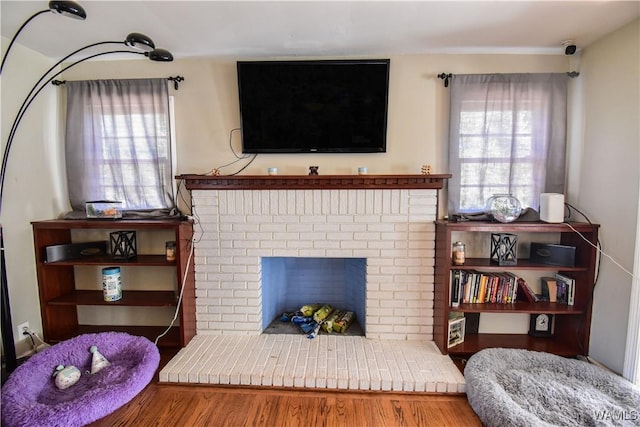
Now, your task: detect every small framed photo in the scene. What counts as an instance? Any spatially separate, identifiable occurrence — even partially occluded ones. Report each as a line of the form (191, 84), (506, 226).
(448, 317), (466, 348)
(528, 313), (554, 337)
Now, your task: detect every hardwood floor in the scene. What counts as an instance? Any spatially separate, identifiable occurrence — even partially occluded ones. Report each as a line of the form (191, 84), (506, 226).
(89, 349), (480, 427)
(90, 383), (481, 427)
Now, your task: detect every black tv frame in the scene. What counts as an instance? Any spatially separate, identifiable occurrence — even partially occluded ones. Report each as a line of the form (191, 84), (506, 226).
(237, 59), (390, 154)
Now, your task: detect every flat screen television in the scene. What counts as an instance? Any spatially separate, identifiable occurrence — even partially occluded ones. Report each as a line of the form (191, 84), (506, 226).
(237, 59), (390, 153)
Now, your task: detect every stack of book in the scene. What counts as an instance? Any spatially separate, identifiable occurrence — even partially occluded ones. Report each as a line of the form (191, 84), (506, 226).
(450, 270), (519, 307)
(450, 270), (576, 307)
(540, 273), (576, 305)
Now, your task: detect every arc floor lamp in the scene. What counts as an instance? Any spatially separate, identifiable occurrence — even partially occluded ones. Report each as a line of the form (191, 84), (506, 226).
(1, 0), (173, 373)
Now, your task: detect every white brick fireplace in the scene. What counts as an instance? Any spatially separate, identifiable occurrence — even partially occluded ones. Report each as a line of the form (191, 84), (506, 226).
(160, 175), (465, 392)
(188, 175), (447, 341)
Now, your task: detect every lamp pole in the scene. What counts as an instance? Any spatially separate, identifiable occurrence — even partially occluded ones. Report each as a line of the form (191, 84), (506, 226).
(1, 0), (87, 376)
(0, 228), (17, 373)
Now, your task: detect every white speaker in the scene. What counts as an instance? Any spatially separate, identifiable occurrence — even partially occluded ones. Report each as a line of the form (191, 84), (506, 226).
(540, 193), (565, 223)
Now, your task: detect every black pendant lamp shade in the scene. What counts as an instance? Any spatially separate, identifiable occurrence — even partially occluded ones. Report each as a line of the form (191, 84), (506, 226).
(146, 48), (174, 62)
(1, 0), (87, 74)
(125, 32), (156, 52)
(49, 1), (87, 20)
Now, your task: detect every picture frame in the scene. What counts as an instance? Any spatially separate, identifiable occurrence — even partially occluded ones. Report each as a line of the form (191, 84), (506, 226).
(528, 313), (554, 337)
(448, 317), (466, 348)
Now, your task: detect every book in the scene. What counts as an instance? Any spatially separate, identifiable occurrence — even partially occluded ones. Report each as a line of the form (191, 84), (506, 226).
(450, 270), (460, 307)
(447, 316), (465, 348)
(477, 274), (489, 303)
(498, 273), (511, 303)
(463, 271), (474, 303)
(541, 277), (558, 302)
(471, 272), (481, 303)
(459, 271), (469, 305)
(556, 280), (568, 304)
(489, 275), (499, 303)
(553, 273), (575, 305)
(516, 277), (539, 303)
(504, 272), (519, 303)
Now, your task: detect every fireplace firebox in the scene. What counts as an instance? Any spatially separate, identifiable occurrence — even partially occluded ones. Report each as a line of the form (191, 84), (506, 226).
(261, 257), (366, 334)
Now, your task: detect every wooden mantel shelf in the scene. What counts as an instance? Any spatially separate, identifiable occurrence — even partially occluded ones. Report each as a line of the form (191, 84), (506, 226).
(177, 174), (451, 190)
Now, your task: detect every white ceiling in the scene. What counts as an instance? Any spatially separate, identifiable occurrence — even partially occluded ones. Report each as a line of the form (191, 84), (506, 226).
(1, 1), (639, 60)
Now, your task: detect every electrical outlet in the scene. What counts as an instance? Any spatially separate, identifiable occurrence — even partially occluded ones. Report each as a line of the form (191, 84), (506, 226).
(16, 321), (30, 337)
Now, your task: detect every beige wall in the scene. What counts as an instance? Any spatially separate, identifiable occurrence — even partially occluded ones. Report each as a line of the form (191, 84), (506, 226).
(0, 41), (65, 357)
(5, 29), (637, 371)
(577, 19), (640, 374)
(58, 54), (568, 177)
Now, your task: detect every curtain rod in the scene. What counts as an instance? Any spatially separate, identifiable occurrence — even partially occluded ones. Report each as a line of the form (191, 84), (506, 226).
(437, 71), (580, 88)
(51, 75), (185, 90)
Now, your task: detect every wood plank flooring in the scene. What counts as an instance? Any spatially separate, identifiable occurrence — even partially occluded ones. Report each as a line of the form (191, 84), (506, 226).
(89, 383), (481, 426)
(88, 349), (480, 426)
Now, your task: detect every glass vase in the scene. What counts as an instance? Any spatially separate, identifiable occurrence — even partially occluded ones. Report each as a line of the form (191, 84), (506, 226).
(486, 194), (522, 223)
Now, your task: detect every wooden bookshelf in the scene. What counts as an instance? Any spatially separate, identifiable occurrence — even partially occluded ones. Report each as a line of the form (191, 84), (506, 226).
(434, 220), (599, 357)
(32, 219), (195, 348)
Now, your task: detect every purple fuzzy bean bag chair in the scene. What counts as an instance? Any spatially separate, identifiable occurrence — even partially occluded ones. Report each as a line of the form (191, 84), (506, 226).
(1, 332), (159, 427)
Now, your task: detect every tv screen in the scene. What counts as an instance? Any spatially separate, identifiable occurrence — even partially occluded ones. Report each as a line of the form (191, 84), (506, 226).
(237, 59), (390, 153)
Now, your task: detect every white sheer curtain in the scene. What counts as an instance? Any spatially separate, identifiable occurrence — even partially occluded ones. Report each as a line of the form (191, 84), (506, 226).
(447, 73), (568, 215)
(65, 78), (175, 213)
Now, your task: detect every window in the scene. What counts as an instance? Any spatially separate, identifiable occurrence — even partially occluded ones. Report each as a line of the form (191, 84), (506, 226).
(65, 79), (175, 212)
(447, 74), (568, 215)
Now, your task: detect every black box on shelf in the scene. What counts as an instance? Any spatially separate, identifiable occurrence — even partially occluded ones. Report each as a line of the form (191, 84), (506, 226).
(530, 243), (576, 267)
(45, 241), (107, 262)
(464, 312), (480, 335)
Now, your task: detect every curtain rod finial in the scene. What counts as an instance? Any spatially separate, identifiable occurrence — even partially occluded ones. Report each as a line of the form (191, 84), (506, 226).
(437, 73), (452, 88)
(168, 75), (184, 90)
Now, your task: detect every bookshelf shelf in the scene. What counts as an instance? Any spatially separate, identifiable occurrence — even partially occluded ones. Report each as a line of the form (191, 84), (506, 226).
(451, 302), (583, 314)
(434, 220), (599, 358)
(48, 290), (178, 307)
(447, 333), (581, 357)
(448, 258), (588, 272)
(45, 254), (173, 266)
